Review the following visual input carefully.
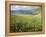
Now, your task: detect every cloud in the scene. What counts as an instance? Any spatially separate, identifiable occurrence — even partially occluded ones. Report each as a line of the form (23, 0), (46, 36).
(11, 5), (40, 11)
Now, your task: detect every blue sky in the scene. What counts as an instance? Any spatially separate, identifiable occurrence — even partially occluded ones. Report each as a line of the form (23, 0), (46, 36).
(11, 5), (40, 11)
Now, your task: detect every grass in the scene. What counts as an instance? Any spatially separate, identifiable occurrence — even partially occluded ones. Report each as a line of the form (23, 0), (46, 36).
(10, 14), (42, 33)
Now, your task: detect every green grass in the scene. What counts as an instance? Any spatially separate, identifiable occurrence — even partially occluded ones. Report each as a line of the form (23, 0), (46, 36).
(10, 14), (42, 32)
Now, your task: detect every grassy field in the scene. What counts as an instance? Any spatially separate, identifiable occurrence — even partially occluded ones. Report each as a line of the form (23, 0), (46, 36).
(10, 14), (42, 32)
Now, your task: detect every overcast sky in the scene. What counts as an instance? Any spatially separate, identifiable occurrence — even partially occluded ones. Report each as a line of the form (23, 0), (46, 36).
(11, 5), (41, 11)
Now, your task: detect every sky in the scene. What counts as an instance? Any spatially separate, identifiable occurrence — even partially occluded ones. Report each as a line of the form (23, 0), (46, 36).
(11, 5), (41, 11)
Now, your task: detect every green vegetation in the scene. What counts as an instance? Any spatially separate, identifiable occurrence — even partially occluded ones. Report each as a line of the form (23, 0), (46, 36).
(10, 14), (42, 33)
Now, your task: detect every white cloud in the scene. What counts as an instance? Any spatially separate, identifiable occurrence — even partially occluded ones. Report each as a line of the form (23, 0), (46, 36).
(11, 5), (40, 11)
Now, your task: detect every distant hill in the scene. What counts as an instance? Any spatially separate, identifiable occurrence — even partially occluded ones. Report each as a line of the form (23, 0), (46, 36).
(11, 10), (39, 15)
